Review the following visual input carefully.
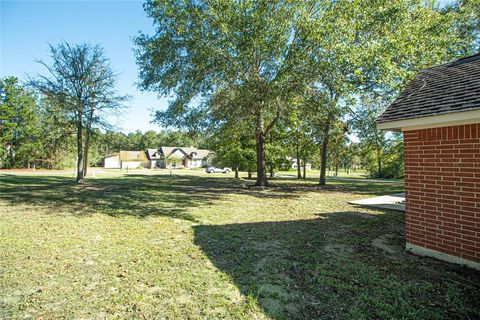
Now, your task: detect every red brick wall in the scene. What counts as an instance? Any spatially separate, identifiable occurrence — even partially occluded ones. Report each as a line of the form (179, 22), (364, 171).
(403, 124), (480, 263)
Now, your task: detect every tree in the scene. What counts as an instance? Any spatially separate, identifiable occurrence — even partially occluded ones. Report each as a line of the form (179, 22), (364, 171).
(353, 95), (388, 177)
(135, 1), (319, 186)
(445, 0), (480, 55)
(209, 120), (256, 179)
(36, 96), (76, 169)
(97, 131), (128, 157)
(0, 77), (42, 169)
(328, 121), (349, 177)
(265, 143), (288, 179)
(140, 130), (162, 150)
(353, 94), (404, 178)
(30, 42), (127, 183)
(302, 0), (467, 184)
(127, 130), (144, 150)
(164, 153), (183, 169)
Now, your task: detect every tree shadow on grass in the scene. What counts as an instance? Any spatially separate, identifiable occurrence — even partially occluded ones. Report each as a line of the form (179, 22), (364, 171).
(0, 174), (214, 222)
(0, 174), (301, 222)
(193, 210), (480, 319)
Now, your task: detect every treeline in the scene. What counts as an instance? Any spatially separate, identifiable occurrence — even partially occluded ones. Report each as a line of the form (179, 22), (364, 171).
(0, 75), (399, 178)
(0, 77), (202, 169)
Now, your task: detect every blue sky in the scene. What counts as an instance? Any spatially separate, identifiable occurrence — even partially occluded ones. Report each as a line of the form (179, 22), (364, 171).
(1, 0), (167, 133)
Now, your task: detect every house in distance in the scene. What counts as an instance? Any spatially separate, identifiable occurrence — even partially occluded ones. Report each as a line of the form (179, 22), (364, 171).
(153, 146), (213, 169)
(104, 151), (150, 169)
(104, 147), (213, 169)
(377, 53), (480, 270)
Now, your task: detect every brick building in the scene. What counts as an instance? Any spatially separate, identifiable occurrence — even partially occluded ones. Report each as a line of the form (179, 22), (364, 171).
(377, 54), (480, 270)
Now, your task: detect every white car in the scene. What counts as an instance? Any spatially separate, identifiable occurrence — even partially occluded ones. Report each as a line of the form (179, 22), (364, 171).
(206, 167), (231, 174)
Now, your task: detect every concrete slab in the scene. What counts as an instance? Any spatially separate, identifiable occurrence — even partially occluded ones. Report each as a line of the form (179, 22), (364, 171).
(348, 193), (405, 212)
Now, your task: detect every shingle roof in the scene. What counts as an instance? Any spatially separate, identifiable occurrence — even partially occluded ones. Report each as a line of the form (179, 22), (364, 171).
(159, 146), (212, 159)
(159, 147), (181, 158)
(146, 149), (161, 160)
(377, 54), (480, 124)
(182, 147), (212, 159)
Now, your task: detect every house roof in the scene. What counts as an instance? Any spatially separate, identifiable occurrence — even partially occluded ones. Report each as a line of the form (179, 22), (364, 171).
(286, 156), (312, 165)
(182, 147), (212, 159)
(159, 146), (212, 159)
(146, 148), (161, 160)
(377, 54), (480, 125)
(159, 147), (179, 158)
(104, 153), (119, 159)
(119, 151), (148, 162)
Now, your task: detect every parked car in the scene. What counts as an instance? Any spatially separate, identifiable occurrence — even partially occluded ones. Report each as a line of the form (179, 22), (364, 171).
(206, 167), (231, 174)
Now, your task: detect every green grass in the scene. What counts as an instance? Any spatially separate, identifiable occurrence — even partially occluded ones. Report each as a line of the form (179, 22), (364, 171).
(0, 170), (479, 319)
(276, 168), (371, 180)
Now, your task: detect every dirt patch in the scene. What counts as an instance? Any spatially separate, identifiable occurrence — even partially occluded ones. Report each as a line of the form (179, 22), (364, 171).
(372, 233), (403, 255)
(250, 240), (303, 318)
(323, 243), (354, 256)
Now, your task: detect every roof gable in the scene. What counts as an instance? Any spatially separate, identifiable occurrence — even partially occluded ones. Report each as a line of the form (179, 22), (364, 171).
(159, 146), (212, 159)
(146, 148), (161, 160)
(170, 148), (188, 159)
(377, 54), (480, 125)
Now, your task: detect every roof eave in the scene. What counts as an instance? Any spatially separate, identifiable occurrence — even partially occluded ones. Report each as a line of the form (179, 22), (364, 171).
(377, 109), (480, 132)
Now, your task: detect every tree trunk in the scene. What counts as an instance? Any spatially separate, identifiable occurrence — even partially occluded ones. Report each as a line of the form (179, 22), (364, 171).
(235, 167), (239, 179)
(255, 131), (268, 186)
(7, 144), (14, 168)
(377, 149), (382, 178)
(253, 104), (280, 187)
(83, 131), (90, 177)
(248, 171), (252, 179)
(319, 118), (331, 186)
(373, 137), (382, 178)
(76, 124), (84, 184)
(303, 161), (306, 179)
(83, 100), (95, 177)
(296, 141), (302, 179)
(269, 166), (274, 178)
(335, 163), (338, 177)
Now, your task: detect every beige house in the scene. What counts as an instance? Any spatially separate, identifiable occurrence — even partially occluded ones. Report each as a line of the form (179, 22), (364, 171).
(104, 147), (213, 169)
(146, 149), (162, 168)
(155, 147), (213, 169)
(287, 157), (312, 170)
(104, 151), (150, 169)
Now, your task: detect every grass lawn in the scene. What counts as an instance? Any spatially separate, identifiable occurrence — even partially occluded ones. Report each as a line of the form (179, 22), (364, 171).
(276, 168), (371, 180)
(1, 170), (479, 319)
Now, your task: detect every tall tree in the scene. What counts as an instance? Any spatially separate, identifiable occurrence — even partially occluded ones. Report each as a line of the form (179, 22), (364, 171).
(0, 77), (41, 169)
(353, 95), (390, 177)
(303, 0), (465, 184)
(135, 1), (318, 186)
(30, 42), (127, 183)
(36, 96), (76, 169)
(328, 120), (349, 177)
(353, 94), (404, 178)
(445, 0), (480, 55)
